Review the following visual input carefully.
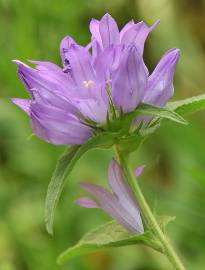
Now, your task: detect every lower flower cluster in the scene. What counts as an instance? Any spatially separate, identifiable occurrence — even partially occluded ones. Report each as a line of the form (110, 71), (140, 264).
(76, 159), (144, 234)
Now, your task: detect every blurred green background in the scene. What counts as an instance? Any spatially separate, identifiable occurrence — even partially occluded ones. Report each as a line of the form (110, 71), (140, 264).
(0, 0), (205, 269)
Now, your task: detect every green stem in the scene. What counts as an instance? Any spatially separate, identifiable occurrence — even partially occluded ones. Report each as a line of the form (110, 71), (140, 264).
(115, 145), (186, 270)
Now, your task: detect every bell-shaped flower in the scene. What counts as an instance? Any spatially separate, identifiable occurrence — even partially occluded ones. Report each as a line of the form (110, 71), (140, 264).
(11, 14), (180, 146)
(11, 43), (109, 145)
(76, 160), (144, 234)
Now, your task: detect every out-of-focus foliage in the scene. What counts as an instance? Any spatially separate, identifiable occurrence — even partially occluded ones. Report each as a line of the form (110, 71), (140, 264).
(0, 0), (205, 269)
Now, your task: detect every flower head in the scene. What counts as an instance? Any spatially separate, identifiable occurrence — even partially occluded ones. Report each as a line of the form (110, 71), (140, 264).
(11, 13), (180, 145)
(76, 159), (144, 234)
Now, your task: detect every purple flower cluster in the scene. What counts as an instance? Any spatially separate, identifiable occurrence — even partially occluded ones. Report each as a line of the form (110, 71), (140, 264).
(12, 13), (180, 145)
(76, 160), (145, 234)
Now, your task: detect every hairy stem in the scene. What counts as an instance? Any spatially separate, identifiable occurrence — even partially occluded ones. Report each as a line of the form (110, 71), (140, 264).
(115, 145), (186, 270)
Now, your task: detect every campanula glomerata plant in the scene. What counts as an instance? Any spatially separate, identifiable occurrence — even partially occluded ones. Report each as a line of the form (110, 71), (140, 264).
(11, 13), (205, 270)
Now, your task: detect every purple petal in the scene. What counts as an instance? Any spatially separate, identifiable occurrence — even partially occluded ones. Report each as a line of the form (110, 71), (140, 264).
(28, 60), (63, 73)
(30, 60), (75, 87)
(134, 165), (145, 177)
(30, 97), (91, 145)
(91, 39), (102, 61)
(108, 160), (135, 205)
(90, 19), (102, 46)
(120, 20), (134, 39)
(66, 44), (95, 87)
(30, 87), (77, 114)
(13, 60), (33, 94)
(11, 98), (31, 115)
(73, 96), (107, 123)
(15, 61), (80, 114)
(14, 60), (75, 97)
(94, 46), (114, 82)
(121, 20), (160, 54)
(112, 46), (147, 112)
(110, 45), (125, 73)
(60, 36), (76, 67)
(108, 160), (144, 233)
(143, 48), (180, 106)
(85, 41), (93, 51)
(80, 182), (143, 233)
(89, 19), (102, 60)
(31, 115), (90, 145)
(99, 13), (120, 49)
(75, 197), (99, 208)
(94, 44), (124, 83)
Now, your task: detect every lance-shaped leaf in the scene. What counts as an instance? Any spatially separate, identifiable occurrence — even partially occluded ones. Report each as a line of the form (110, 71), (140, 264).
(167, 94), (205, 116)
(57, 221), (163, 265)
(138, 94), (205, 138)
(45, 132), (116, 234)
(137, 103), (188, 125)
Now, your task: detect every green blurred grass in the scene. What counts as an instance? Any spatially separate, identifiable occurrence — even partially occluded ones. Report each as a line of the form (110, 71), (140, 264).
(1, 0), (205, 269)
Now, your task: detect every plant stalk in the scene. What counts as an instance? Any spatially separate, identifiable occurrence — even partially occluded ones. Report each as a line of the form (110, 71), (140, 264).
(115, 145), (186, 270)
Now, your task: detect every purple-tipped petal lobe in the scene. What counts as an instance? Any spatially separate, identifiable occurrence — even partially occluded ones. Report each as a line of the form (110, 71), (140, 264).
(143, 48), (180, 106)
(121, 20), (160, 54)
(90, 19), (101, 46)
(134, 165), (145, 178)
(75, 197), (99, 208)
(120, 20), (134, 39)
(99, 13), (120, 49)
(11, 98), (31, 115)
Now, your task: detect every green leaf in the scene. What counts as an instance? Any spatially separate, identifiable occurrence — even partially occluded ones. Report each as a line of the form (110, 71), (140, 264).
(57, 221), (163, 265)
(137, 94), (205, 139)
(137, 103), (188, 125)
(45, 132), (116, 235)
(167, 94), (205, 116)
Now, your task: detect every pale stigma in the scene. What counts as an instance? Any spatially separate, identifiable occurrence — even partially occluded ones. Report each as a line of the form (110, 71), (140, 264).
(83, 80), (94, 88)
